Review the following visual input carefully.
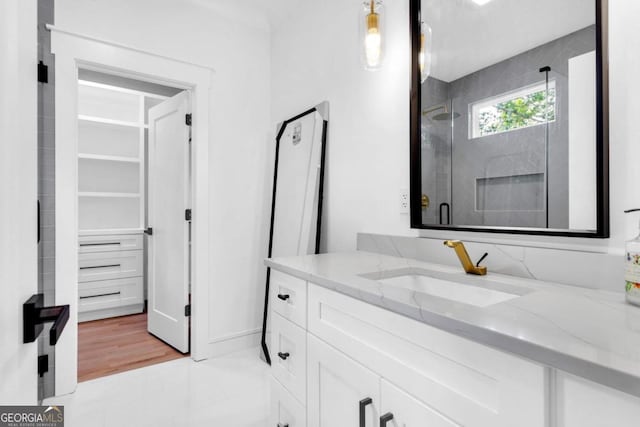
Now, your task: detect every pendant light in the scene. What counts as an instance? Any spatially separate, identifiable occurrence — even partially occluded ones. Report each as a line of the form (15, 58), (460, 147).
(419, 22), (432, 82)
(362, 0), (384, 70)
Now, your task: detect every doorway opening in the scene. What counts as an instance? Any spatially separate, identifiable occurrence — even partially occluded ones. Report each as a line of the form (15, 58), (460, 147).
(76, 69), (192, 381)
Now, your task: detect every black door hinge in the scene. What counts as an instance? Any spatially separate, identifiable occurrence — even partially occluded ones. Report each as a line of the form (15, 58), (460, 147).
(185, 209), (192, 221)
(185, 304), (191, 317)
(38, 61), (48, 83)
(185, 114), (192, 126)
(38, 354), (49, 377)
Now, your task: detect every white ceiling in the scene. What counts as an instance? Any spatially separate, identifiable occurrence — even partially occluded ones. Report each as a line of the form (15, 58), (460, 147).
(423, 0), (596, 82)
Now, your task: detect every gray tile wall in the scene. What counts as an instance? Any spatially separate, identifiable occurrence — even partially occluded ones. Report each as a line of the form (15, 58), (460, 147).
(38, 0), (56, 402)
(421, 26), (596, 229)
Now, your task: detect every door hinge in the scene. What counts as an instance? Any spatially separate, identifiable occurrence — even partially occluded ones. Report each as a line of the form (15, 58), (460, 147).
(185, 209), (192, 221)
(38, 354), (49, 377)
(38, 61), (48, 83)
(185, 114), (192, 126)
(185, 304), (191, 317)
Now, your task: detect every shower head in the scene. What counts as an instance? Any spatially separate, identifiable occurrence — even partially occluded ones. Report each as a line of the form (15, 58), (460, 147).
(431, 111), (461, 121)
(422, 103), (460, 121)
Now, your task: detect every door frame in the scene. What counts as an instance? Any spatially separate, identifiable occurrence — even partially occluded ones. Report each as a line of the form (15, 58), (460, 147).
(50, 26), (213, 396)
(0, 0), (38, 404)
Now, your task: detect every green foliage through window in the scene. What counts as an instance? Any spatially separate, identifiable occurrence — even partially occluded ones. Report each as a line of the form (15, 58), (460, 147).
(474, 85), (556, 138)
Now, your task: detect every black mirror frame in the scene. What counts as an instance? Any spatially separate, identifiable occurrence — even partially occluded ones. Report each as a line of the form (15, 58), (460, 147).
(409, 0), (610, 238)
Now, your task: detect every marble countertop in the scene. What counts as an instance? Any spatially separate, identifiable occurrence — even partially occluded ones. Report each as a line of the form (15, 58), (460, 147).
(266, 251), (640, 398)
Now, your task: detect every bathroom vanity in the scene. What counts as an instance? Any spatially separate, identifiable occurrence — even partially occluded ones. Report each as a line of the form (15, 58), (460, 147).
(266, 251), (640, 427)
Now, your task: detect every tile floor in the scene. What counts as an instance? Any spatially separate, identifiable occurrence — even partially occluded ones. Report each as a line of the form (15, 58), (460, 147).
(44, 348), (270, 427)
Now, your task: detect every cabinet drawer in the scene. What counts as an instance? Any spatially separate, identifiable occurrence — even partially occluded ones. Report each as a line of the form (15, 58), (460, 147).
(271, 313), (306, 404)
(271, 270), (307, 328)
(308, 284), (545, 427)
(78, 277), (143, 313)
(79, 250), (143, 282)
(79, 233), (143, 253)
(270, 377), (306, 427)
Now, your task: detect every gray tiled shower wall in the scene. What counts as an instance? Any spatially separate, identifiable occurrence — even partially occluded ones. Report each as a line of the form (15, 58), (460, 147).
(421, 26), (596, 228)
(37, 0), (56, 401)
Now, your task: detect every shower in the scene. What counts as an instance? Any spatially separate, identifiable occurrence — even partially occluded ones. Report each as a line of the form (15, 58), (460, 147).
(422, 103), (460, 121)
(420, 99), (455, 227)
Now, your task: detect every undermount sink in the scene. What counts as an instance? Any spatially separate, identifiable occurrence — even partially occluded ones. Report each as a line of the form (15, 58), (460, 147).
(372, 270), (522, 308)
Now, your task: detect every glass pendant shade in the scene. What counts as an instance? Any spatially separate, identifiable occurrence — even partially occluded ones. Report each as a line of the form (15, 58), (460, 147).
(361, 0), (384, 70)
(419, 22), (432, 82)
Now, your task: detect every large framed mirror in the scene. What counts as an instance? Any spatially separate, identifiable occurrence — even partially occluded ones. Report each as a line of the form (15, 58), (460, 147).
(410, 0), (609, 237)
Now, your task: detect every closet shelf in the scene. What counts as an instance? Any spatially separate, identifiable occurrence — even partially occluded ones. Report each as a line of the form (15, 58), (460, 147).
(78, 153), (141, 163)
(78, 115), (148, 129)
(78, 192), (141, 198)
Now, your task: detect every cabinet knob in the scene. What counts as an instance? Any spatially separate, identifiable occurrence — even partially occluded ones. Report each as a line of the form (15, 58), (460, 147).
(277, 294), (290, 301)
(277, 352), (290, 360)
(277, 424), (289, 427)
(380, 412), (394, 427)
(359, 397), (373, 427)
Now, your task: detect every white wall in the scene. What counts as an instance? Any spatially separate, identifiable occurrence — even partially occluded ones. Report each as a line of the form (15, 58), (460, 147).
(271, 0), (413, 252)
(56, 0), (272, 355)
(272, 0), (640, 287)
(568, 51), (597, 230)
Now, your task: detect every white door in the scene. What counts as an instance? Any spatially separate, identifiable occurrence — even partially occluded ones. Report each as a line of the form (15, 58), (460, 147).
(380, 379), (462, 427)
(0, 0), (38, 404)
(307, 335), (380, 427)
(147, 91), (190, 353)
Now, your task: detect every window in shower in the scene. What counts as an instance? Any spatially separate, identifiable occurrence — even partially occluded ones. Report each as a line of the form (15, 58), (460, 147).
(469, 80), (556, 139)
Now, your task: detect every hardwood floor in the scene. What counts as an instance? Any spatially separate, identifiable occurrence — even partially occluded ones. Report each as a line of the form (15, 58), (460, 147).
(78, 313), (187, 382)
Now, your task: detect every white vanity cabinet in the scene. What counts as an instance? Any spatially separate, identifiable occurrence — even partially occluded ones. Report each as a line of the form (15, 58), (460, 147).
(554, 372), (640, 427)
(306, 284), (545, 427)
(380, 379), (462, 427)
(268, 269), (640, 427)
(307, 334), (381, 427)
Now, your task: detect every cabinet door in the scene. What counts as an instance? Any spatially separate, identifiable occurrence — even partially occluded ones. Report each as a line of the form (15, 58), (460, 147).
(555, 372), (640, 427)
(308, 335), (380, 427)
(380, 379), (461, 427)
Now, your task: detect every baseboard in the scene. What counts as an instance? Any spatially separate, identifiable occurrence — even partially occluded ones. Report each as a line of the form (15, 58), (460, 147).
(78, 304), (144, 322)
(199, 330), (261, 360)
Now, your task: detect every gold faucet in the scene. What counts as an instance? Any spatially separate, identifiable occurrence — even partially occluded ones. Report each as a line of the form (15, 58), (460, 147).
(443, 240), (487, 276)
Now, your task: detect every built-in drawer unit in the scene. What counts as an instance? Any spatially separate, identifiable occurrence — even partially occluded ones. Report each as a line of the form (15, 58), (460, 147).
(78, 277), (143, 313)
(307, 283), (546, 427)
(270, 270), (307, 329)
(78, 233), (143, 253)
(270, 377), (306, 427)
(78, 250), (143, 283)
(271, 312), (307, 404)
(77, 231), (144, 321)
